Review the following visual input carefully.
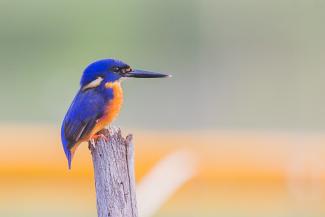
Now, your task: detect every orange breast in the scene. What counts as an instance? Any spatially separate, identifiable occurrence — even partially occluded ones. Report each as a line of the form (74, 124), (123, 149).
(90, 81), (123, 136)
(70, 81), (123, 157)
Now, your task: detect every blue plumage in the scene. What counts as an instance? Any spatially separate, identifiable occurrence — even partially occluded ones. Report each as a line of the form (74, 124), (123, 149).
(61, 59), (128, 168)
(80, 59), (125, 86)
(61, 89), (110, 169)
(61, 58), (169, 169)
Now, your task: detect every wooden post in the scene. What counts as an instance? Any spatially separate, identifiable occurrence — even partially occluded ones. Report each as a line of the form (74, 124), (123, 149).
(89, 126), (138, 217)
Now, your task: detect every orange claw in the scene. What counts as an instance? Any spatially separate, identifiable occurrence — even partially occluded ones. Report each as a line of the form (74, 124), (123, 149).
(90, 133), (109, 143)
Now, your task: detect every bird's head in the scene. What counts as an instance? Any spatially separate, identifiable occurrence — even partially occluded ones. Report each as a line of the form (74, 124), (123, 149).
(80, 59), (170, 90)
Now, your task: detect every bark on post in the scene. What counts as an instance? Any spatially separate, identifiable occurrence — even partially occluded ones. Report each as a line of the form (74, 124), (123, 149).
(89, 126), (138, 217)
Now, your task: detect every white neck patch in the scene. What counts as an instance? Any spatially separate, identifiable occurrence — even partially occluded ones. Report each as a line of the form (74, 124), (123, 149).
(82, 77), (104, 91)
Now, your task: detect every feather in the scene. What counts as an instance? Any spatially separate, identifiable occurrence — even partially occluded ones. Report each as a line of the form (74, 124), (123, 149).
(61, 88), (110, 168)
(81, 77), (103, 91)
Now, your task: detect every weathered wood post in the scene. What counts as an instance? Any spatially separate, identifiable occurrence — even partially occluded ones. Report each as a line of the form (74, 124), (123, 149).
(89, 126), (138, 217)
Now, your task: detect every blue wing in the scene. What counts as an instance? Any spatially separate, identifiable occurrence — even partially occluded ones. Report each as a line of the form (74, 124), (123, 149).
(61, 88), (109, 169)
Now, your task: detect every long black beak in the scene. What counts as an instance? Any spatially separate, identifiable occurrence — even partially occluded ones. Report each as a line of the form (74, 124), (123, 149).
(124, 69), (171, 78)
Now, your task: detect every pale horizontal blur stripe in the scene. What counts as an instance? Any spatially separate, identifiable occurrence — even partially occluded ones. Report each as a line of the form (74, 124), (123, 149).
(1, 124), (325, 217)
(1, 124), (325, 180)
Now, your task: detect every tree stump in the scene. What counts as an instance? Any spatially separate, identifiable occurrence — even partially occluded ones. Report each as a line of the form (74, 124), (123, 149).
(89, 126), (138, 217)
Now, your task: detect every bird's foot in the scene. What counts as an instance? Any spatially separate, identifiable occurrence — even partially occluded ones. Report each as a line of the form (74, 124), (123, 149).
(88, 132), (109, 152)
(91, 133), (109, 143)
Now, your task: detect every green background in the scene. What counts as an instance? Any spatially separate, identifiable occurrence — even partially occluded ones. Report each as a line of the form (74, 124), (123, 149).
(1, 0), (324, 130)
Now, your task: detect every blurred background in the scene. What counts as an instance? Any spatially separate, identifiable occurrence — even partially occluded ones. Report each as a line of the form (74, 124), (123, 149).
(0, 0), (325, 216)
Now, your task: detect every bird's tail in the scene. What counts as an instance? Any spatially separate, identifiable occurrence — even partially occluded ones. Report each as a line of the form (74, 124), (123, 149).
(62, 144), (73, 169)
(61, 121), (73, 169)
(61, 135), (73, 169)
(66, 149), (72, 170)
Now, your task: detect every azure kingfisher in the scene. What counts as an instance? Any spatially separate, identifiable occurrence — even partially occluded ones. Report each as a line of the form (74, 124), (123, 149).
(61, 58), (169, 169)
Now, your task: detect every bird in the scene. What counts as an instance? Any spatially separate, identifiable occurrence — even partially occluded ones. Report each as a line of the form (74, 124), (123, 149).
(61, 58), (169, 169)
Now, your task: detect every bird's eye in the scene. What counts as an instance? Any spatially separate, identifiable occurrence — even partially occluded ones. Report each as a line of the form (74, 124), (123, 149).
(112, 66), (120, 72)
(120, 67), (132, 74)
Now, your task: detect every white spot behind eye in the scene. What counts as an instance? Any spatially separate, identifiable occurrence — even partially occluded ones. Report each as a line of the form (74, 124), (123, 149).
(82, 77), (104, 91)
